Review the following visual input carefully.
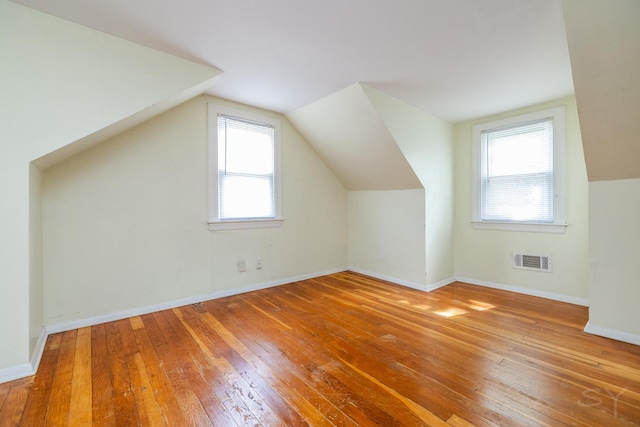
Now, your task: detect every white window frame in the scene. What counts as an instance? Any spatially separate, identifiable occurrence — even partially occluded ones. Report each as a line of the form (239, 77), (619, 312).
(471, 106), (567, 234)
(207, 103), (283, 231)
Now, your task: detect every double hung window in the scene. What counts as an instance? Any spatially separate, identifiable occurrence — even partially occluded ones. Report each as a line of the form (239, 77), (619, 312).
(471, 107), (566, 233)
(208, 104), (282, 230)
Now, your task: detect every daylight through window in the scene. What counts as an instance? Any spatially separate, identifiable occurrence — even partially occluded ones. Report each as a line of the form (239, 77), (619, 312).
(471, 107), (566, 233)
(481, 118), (553, 222)
(208, 104), (282, 230)
(218, 115), (275, 219)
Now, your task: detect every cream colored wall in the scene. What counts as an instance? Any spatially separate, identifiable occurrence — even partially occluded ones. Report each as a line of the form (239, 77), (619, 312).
(363, 86), (455, 286)
(561, 0), (640, 344)
(286, 84), (421, 191)
(29, 165), (43, 358)
(562, 0), (640, 181)
(1, 0), (219, 374)
(42, 96), (347, 325)
(1, 167), (30, 369)
(454, 96), (589, 302)
(2, 1), (219, 163)
(588, 178), (640, 339)
(348, 190), (427, 287)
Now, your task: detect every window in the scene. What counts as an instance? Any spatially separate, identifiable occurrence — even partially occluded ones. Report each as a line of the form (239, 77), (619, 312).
(471, 106), (566, 233)
(208, 104), (282, 230)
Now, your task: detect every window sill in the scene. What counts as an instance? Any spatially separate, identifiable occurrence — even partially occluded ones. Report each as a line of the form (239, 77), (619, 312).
(208, 218), (283, 231)
(471, 221), (567, 234)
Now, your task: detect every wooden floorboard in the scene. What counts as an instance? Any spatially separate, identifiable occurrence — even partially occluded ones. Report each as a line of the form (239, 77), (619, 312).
(2, 271), (640, 426)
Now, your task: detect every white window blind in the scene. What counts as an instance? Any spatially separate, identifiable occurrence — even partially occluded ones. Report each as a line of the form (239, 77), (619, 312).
(217, 115), (275, 220)
(471, 106), (565, 233)
(480, 118), (554, 222)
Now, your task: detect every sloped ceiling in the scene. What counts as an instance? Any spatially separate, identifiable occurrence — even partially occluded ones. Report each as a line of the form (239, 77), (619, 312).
(8, 0), (577, 192)
(286, 84), (421, 191)
(561, 0), (640, 181)
(2, 0), (222, 167)
(8, 0), (573, 124)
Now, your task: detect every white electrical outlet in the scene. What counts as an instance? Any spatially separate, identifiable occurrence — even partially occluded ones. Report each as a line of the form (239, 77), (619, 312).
(256, 259), (262, 270)
(237, 259), (246, 272)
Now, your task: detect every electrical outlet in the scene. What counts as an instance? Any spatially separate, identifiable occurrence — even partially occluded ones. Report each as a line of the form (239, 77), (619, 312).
(256, 258), (262, 270)
(237, 259), (246, 272)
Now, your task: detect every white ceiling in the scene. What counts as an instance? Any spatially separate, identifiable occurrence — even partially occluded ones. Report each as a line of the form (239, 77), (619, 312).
(10, 0), (574, 123)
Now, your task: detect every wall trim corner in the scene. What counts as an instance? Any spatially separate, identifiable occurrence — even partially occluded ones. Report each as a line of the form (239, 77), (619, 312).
(348, 267), (429, 291)
(584, 321), (640, 346)
(0, 363), (35, 385)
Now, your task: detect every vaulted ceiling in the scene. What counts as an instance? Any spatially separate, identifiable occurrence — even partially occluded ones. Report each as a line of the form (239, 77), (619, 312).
(10, 0), (640, 182)
(9, 0), (573, 123)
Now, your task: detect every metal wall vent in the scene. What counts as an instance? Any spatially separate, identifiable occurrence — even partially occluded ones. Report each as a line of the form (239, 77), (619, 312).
(512, 252), (552, 272)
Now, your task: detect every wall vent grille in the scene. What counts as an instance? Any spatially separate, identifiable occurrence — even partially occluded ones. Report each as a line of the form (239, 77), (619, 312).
(512, 252), (552, 272)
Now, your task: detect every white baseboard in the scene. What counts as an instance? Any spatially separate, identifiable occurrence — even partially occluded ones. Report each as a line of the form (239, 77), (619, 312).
(584, 321), (640, 346)
(2, 269), (606, 385)
(455, 276), (590, 307)
(347, 272), (589, 306)
(30, 327), (48, 373)
(348, 267), (432, 292)
(45, 267), (347, 335)
(348, 268), (455, 293)
(0, 363), (34, 384)
(0, 327), (48, 384)
(427, 276), (456, 292)
(0, 267), (348, 385)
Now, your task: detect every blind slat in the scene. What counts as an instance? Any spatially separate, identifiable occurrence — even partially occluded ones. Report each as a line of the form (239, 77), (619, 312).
(480, 118), (554, 222)
(218, 115), (275, 220)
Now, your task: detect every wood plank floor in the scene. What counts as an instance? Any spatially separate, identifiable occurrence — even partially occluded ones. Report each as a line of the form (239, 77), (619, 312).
(2, 271), (640, 426)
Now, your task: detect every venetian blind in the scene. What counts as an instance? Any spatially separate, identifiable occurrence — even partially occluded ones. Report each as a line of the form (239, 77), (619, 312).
(217, 115), (275, 220)
(480, 118), (554, 222)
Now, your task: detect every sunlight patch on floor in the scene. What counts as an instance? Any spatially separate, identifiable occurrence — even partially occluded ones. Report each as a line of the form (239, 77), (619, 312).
(434, 307), (468, 318)
(468, 300), (496, 311)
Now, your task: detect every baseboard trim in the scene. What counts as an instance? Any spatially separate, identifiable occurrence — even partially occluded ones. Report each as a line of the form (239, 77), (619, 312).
(348, 267), (430, 292)
(427, 277), (456, 292)
(0, 363), (35, 384)
(2, 269), (600, 385)
(0, 267), (348, 385)
(30, 327), (48, 373)
(0, 327), (48, 384)
(584, 321), (640, 346)
(45, 267), (348, 335)
(455, 277), (590, 307)
(348, 268), (456, 293)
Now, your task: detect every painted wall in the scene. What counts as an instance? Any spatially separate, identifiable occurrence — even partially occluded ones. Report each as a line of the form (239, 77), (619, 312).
(454, 96), (589, 303)
(29, 165), (43, 358)
(286, 84), (421, 191)
(289, 83), (454, 289)
(1, 1), (220, 164)
(41, 96), (348, 325)
(363, 86), (455, 287)
(562, 0), (640, 181)
(587, 178), (640, 340)
(562, 0), (640, 344)
(348, 190), (427, 287)
(1, 0), (219, 375)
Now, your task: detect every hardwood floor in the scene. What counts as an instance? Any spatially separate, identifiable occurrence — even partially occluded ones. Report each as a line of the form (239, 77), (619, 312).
(1, 271), (640, 426)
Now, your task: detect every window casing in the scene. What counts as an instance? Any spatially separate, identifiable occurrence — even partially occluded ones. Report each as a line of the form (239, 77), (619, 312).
(471, 106), (566, 233)
(208, 104), (282, 231)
